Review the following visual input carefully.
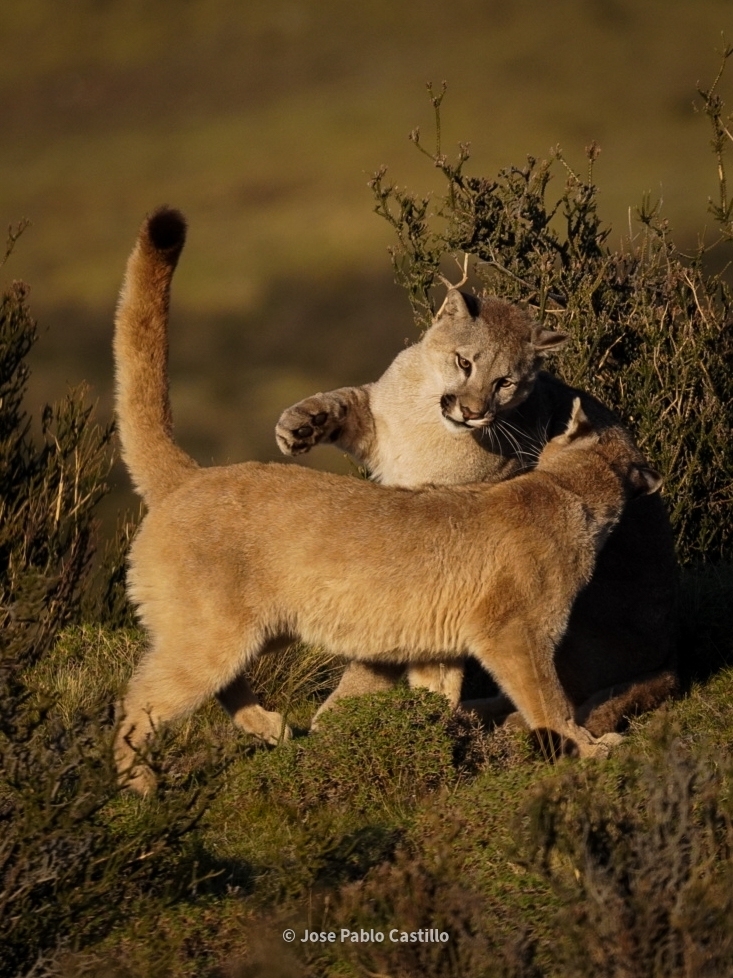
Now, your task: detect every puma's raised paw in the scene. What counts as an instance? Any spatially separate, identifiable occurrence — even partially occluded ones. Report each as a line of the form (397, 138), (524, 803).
(275, 394), (347, 455)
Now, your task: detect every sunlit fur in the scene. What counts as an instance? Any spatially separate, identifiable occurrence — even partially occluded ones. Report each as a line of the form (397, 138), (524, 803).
(114, 208), (664, 793)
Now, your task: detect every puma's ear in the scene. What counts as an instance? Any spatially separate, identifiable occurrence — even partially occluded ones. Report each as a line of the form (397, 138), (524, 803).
(531, 325), (569, 353)
(436, 288), (478, 321)
(563, 397), (594, 441)
(629, 464), (663, 498)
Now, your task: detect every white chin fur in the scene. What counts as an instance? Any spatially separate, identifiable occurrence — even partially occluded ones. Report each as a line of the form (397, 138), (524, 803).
(441, 414), (474, 434)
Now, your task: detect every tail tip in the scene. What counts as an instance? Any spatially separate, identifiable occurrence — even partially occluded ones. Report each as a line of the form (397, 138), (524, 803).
(144, 207), (187, 256)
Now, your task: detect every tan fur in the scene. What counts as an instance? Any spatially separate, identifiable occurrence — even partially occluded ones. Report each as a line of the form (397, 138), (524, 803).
(113, 208), (663, 793)
(277, 289), (678, 735)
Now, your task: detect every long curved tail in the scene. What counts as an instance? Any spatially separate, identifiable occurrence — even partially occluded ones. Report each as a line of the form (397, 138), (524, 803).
(114, 207), (199, 507)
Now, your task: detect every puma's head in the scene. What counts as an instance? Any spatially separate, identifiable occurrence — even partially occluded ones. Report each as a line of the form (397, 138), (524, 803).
(423, 290), (567, 434)
(540, 397), (663, 501)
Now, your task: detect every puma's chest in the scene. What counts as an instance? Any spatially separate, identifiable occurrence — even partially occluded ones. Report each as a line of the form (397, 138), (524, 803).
(369, 411), (519, 487)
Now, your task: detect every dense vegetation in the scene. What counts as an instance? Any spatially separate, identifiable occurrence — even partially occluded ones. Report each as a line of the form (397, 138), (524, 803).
(1, 48), (732, 978)
(370, 66), (733, 563)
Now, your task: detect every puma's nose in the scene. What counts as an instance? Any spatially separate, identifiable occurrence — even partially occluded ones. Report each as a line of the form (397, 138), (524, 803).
(460, 404), (485, 421)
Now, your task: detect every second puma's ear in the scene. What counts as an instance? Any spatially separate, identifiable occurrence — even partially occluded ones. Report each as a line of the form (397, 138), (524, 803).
(563, 397), (594, 441)
(531, 324), (569, 353)
(628, 464), (663, 498)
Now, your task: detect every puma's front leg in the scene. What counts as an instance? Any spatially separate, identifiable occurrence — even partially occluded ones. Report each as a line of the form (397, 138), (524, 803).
(474, 623), (621, 759)
(275, 385), (376, 464)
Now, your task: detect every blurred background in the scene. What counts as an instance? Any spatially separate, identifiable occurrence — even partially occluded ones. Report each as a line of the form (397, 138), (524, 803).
(1, 0), (730, 528)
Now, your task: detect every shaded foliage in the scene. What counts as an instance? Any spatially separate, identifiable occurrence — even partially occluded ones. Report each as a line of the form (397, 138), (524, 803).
(525, 737), (733, 977)
(371, 54), (733, 563)
(0, 263), (224, 977)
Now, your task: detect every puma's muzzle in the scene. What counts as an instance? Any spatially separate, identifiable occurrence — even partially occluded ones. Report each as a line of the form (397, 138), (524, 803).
(440, 393), (494, 429)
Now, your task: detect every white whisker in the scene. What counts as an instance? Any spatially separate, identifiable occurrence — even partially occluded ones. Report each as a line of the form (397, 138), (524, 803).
(495, 419), (524, 458)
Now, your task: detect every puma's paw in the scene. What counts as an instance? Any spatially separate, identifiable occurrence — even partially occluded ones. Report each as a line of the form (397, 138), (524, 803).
(275, 394), (346, 455)
(578, 730), (624, 759)
(121, 764), (157, 796)
(232, 704), (292, 745)
(257, 709), (292, 746)
(533, 724), (623, 761)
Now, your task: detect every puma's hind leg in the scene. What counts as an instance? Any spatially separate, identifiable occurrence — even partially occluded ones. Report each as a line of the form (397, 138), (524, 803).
(115, 644), (216, 795)
(407, 662), (465, 708)
(115, 628), (280, 793)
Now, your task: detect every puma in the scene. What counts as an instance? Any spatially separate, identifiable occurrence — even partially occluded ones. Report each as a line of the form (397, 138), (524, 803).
(276, 287), (678, 734)
(113, 208), (662, 793)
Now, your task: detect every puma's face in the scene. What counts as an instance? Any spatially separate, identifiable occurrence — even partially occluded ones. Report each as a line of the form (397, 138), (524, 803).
(423, 291), (568, 435)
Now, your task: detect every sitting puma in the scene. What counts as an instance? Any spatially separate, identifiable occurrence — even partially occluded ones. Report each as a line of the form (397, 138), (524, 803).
(276, 291), (678, 734)
(113, 208), (661, 792)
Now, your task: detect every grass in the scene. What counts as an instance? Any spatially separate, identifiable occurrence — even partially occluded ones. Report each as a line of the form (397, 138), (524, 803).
(8, 557), (733, 976)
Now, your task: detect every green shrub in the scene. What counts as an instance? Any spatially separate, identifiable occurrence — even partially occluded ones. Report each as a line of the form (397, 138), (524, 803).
(371, 59), (733, 563)
(0, 240), (227, 977)
(0, 282), (111, 675)
(87, 508), (142, 629)
(524, 736), (733, 977)
(251, 688), (487, 818)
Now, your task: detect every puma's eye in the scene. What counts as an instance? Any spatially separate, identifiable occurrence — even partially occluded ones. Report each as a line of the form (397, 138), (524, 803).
(495, 377), (515, 390)
(456, 355), (472, 374)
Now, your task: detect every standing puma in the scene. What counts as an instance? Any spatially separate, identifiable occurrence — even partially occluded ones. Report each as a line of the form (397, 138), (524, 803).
(276, 291), (678, 734)
(113, 208), (661, 792)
